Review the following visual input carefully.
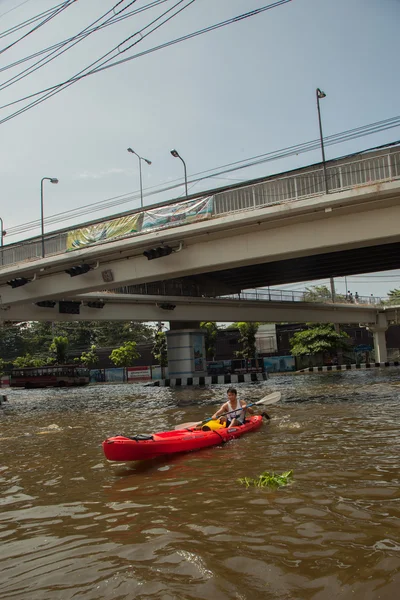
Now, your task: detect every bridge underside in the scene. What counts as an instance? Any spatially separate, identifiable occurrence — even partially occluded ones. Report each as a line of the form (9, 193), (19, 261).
(125, 240), (400, 297)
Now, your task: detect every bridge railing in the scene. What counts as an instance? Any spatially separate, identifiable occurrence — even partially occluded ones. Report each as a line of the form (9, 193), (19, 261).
(115, 284), (386, 306)
(221, 289), (386, 306)
(1, 147), (399, 269)
(213, 148), (400, 214)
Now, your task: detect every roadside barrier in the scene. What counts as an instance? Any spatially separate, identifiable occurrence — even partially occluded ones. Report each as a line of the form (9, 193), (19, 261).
(153, 372), (269, 387)
(296, 362), (400, 374)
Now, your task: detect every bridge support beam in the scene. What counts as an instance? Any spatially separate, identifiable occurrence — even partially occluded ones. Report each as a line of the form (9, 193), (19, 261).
(166, 323), (206, 378)
(367, 313), (388, 363)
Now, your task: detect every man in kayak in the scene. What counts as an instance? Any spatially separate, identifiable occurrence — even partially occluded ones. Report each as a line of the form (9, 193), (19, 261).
(211, 387), (253, 428)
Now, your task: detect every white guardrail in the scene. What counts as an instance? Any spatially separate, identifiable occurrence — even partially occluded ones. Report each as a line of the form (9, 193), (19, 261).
(0, 146), (399, 270)
(222, 289), (386, 306)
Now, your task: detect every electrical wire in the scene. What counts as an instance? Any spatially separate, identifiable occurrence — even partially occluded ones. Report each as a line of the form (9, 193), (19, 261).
(0, 0), (33, 19)
(0, 0), (197, 126)
(0, 0), (140, 93)
(0, 0), (76, 56)
(0, 1), (291, 122)
(0, 0), (170, 74)
(87, 0), (293, 78)
(0, 2), (66, 40)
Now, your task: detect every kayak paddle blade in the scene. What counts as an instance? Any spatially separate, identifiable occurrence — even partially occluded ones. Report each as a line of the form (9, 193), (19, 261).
(254, 391), (281, 406)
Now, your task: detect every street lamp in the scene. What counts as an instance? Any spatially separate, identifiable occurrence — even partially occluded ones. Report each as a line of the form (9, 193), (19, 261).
(40, 177), (58, 258)
(127, 147), (152, 208)
(0, 216), (6, 265)
(316, 88), (328, 195)
(316, 88), (337, 304)
(170, 149), (188, 198)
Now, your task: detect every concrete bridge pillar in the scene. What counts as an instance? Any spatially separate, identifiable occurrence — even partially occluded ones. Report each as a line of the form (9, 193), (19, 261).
(166, 322), (207, 378)
(367, 313), (388, 363)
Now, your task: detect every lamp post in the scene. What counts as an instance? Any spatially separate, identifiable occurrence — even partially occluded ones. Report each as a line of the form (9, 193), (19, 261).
(316, 89), (337, 305)
(40, 177), (58, 258)
(0, 217), (6, 265)
(170, 149), (188, 198)
(316, 88), (328, 195)
(127, 148), (152, 208)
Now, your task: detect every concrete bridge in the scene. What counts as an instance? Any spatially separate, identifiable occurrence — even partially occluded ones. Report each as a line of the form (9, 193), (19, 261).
(0, 143), (399, 303)
(1, 288), (398, 366)
(1, 142), (399, 375)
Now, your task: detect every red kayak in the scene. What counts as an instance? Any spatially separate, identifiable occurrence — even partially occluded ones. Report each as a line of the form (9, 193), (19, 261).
(102, 415), (263, 462)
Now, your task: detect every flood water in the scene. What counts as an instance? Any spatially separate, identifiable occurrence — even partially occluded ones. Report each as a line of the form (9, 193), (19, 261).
(0, 370), (399, 600)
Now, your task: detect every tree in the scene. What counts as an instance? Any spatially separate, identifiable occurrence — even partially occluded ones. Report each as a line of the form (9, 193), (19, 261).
(0, 323), (25, 360)
(13, 354), (48, 368)
(290, 323), (351, 358)
(385, 288), (400, 306)
(78, 345), (99, 368)
(151, 331), (168, 377)
(53, 322), (96, 352)
(200, 322), (218, 360)
(234, 322), (259, 360)
(109, 341), (140, 367)
(93, 321), (154, 346)
(49, 336), (69, 364)
(303, 285), (346, 303)
(152, 331), (167, 365)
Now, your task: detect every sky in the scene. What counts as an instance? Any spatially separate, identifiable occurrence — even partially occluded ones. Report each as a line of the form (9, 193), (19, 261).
(0, 0), (399, 299)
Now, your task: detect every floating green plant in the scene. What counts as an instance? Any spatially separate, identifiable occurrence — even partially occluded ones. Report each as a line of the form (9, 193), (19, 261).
(238, 470), (293, 489)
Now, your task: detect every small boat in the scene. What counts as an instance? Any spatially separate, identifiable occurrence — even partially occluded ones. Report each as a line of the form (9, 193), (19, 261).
(102, 415), (263, 462)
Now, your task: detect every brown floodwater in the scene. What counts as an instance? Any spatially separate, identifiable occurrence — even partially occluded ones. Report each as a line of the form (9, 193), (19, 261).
(0, 370), (399, 600)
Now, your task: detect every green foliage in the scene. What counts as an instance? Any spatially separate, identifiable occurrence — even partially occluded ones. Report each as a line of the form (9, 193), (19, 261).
(78, 345), (99, 368)
(234, 321), (259, 359)
(17, 322), (90, 357)
(303, 285), (346, 303)
(0, 323), (26, 359)
(290, 323), (351, 356)
(0, 357), (4, 377)
(200, 322), (218, 360)
(238, 470), (293, 489)
(49, 336), (69, 364)
(385, 288), (400, 306)
(3, 320), (155, 362)
(94, 321), (154, 346)
(13, 354), (48, 368)
(304, 285), (332, 302)
(109, 341), (140, 367)
(53, 322), (95, 351)
(152, 332), (167, 367)
(20, 322), (54, 357)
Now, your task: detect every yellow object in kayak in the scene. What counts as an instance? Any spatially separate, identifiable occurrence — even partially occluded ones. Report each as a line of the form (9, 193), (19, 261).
(201, 419), (226, 431)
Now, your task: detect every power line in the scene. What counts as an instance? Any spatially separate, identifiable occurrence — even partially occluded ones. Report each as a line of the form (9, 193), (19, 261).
(0, 0), (34, 19)
(0, 1), (291, 122)
(87, 0), (293, 78)
(0, 0), (140, 94)
(0, 0), (170, 73)
(348, 273), (400, 279)
(0, 0), (76, 56)
(0, 0), (198, 125)
(0, 2), (66, 40)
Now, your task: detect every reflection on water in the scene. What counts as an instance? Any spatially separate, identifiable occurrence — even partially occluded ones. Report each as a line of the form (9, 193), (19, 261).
(0, 370), (399, 599)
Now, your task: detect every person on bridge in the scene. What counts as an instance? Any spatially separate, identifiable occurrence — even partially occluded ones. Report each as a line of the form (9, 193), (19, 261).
(211, 387), (253, 428)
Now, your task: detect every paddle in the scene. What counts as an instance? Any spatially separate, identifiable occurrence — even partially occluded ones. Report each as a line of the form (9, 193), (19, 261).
(174, 391), (282, 430)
